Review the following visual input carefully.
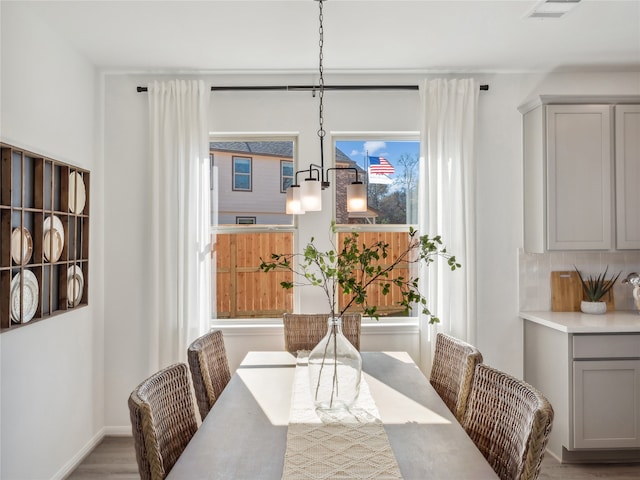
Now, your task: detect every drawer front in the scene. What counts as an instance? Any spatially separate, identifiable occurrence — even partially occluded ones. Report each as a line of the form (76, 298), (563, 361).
(573, 334), (640, 359)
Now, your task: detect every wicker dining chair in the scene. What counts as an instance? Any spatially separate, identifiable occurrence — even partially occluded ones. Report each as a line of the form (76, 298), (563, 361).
(187, 329), (232, 420)
(461, 364), (554, 480)
(128, 363), (198, 480)
(429, 332), (483, 421)
(282, 313), (361, 354)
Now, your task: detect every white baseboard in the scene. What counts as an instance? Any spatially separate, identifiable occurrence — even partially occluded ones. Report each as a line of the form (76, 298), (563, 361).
(51, 428), (105, 480)
(50, 427), (133, 479)
(104, 425), (133, 436)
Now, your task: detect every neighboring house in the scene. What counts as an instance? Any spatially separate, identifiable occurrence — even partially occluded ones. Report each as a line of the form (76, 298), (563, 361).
(211, 141), (293, 225)
(210, 141), (371, 224)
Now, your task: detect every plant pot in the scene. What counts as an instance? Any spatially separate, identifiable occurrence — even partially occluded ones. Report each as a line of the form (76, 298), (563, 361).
(580, 301), (607, 315)
(308, 317), (362, 411)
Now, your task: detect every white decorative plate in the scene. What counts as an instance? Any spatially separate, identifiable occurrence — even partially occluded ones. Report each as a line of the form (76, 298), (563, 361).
(69, 172), (86, 214)
(11, 227), (33, 265)
(43, 215), (64, 262)
(10, 270), (39, 323)
(67, 264), (84, 307)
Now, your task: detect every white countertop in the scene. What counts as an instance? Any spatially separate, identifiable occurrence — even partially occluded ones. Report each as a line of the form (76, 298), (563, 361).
(520, 310), (640, 333)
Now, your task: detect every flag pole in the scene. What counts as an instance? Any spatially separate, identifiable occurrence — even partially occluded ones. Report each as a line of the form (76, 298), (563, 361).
(365, 150), (369, 188)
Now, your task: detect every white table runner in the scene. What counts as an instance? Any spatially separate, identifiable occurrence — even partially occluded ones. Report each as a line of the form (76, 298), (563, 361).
(281, 352), (403, 480)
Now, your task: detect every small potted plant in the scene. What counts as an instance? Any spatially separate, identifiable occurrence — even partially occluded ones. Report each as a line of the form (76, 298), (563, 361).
(575, 266), (621, 314)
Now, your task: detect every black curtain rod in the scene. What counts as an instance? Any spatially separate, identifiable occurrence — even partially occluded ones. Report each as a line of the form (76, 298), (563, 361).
(136, 84), (489, 93)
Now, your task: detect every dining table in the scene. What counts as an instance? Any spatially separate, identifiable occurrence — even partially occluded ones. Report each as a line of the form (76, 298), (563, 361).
(167, 351), (499, 479)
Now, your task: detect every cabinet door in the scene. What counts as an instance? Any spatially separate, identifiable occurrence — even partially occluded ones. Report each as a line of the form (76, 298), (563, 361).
(546, 105), (612, 250)
(573, 360), (640, 449)
(615, 105), (640, 249)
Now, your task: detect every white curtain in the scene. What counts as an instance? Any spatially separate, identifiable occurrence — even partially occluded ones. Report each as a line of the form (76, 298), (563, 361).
(418, 78), (479, 373)
(148, 80), (211, 369)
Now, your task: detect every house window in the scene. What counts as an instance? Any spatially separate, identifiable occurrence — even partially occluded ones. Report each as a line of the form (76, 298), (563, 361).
(281, 160), (293, 193)
(210, 138), (296, 320)
(334, 137), (421, 318)
(232, 156), (252, 191)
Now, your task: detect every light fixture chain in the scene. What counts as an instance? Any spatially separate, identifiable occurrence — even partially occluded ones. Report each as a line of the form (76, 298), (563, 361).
(317, 0), (325, 140)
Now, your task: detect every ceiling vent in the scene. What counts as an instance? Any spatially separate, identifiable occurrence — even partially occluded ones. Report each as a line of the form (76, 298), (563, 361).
(526, 0), (582, 19)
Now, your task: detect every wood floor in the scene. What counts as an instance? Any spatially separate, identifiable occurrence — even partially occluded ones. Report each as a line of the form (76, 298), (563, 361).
(66, 436), (640, 479)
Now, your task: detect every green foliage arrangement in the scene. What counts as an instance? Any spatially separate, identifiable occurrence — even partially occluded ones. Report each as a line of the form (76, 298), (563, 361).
(259, 222), (460, 324)
(575, 265), (622, 302)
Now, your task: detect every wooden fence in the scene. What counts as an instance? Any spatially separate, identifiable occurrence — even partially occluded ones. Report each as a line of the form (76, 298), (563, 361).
(214, 231), (412, 318)
(214, 232), (293, 318)
(337, 231), (411, 316)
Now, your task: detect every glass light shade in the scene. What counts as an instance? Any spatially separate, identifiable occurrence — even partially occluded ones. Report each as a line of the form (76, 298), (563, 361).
(346, 182), (367, 212)
(285, 186), (305, 215)
(300, 178), (322, 211)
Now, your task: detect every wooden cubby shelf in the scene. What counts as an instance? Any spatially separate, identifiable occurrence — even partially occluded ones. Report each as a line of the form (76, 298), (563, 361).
(0, 143), (90, 332)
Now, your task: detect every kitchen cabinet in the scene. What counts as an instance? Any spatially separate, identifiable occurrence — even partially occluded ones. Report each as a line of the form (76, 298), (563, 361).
(520, 96), (640, 253)
(572, 334), (640, 449)
(615, 105), (640, 249)
(546, 104), (612, 250)
(573, 359), (640, 449)
(522, 311), (640, 462)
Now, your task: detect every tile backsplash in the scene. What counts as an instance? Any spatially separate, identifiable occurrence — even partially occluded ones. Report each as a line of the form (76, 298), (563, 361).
(518, 249), (640, 311)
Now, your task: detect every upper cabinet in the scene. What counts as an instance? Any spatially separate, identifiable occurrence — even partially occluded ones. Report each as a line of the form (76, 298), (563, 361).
(615, 105), (640, 249)
(521, 96), (640, 253)
(547, 104), (612, 250)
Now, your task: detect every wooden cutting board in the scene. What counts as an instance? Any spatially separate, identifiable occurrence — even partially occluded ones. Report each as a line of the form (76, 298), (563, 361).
(551, 271), (583, 311)
(551, 270), (615, 311)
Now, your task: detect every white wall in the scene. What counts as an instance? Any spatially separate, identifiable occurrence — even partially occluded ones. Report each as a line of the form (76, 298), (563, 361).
(0, 4), (103, 479)
(102, 70), (640, 432)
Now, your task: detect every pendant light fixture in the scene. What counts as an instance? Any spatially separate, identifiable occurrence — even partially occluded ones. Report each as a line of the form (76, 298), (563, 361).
(284, 0), (368, 215)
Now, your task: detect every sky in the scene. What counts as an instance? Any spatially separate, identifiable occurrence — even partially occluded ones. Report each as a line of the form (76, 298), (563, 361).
(335, 140), (420, 177)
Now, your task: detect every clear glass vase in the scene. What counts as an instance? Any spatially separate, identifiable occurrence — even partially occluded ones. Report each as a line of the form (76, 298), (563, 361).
(307, 317), (362, 411)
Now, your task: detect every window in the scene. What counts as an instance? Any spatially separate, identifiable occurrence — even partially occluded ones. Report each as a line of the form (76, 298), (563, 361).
(281, 160), (293, 193)
(334, 139), (419, 225)
(334, 137), (421, 318)
(210, 138), (296, 320)
(232, 156), (252, 191)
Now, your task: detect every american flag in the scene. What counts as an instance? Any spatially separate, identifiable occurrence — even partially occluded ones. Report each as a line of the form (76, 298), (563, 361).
(368, 156), (395, 174)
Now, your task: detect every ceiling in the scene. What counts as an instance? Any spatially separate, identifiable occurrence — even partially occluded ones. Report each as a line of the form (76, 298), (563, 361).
(9, 0), (640, 74)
